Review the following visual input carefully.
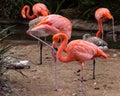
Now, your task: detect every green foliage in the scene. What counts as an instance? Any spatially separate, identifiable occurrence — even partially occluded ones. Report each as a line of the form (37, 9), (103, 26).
(0, 46), (11, 57)
(0, 25), (14, 77)
(42, 0), (65, 14)
(76, 0), (120, 24)
(0, 0), (65, 20)
(0, 0), (120, 24)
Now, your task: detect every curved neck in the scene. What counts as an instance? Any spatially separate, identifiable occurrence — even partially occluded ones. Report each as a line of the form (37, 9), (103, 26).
(57, 34), (71, 63)
(96, 21), (103, 37)
(24, 5), (36, 19)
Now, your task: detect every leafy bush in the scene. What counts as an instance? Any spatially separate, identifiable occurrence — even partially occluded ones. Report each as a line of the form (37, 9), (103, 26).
(0, 0), (120, 24)
(0, 0), (65, 20)
(0, 26), (14, 95)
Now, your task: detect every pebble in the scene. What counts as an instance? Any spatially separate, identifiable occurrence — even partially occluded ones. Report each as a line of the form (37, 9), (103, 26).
(113, 53), (117, 57)
(72, 93), (77, 96)
(73, 78), (78, 81)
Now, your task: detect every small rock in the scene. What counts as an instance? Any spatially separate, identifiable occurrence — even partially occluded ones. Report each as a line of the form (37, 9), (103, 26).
(113, 53), (117, 57)
(73, 78), (78, 81)
(72, 93), (77, 96)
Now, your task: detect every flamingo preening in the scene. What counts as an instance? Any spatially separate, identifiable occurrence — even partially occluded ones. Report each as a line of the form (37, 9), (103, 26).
(78, 33), (108, 79)
(21, 3), (50, 64)
(95, 8), (116, 42)
(21, 3), (50, 19)
(52, 33), (108, 94)
(27, 14), (72, 64)
(28, 16), (45, 64)
(26, 14), (72, 91)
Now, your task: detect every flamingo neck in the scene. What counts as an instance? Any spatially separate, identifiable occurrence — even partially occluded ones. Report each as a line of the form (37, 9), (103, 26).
(57, 34), (70, 63)
(96, 21), (103, 37)
(24, 5), (36, 19)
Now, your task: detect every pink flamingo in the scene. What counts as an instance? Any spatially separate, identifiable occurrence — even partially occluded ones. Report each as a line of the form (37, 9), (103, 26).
(30, 14), (72, 38)
(52, 33), (108, 93)
(28, 16), (45, 64)
(95, 8), (116, 42)
(27, 14), (72, 50)
(78, 33), (108, 79)
(21, 3), (50, 19)
(21, 3), (50, 64)
(27, 14), (72, 64)
(26, 14), (72, 91)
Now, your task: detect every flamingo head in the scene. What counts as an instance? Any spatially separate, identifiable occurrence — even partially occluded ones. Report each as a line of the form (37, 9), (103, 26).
(52, 34), (60, 48)
(21, 5), (29, 18)
(22, 14), (26, 18)
(26, 26), (40, 35)
(102, 11), (113, 21)
(26, 29), (33, 35)
(52, 33), (68, 48)
(21, 8), (26, 18)
(26, 25), (49, 37)
(82, 34), (91, 40)
(40, 10), (49, 16)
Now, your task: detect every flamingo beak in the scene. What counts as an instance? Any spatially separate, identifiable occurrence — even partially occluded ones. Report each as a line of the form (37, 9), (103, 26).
(52, 41), (58, 51)
(22, 14), (26, 18)
(106, 13), (113, 20)
(52, 41), (56, 47)
(26, 30), (31, 35)
(26, 30), (36, 35)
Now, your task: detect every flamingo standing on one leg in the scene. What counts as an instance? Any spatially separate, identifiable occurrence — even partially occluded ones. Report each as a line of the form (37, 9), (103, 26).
(27, 14), (72, 47)
(78, 33), (108, 79)
(52, 33), (108, 95)
(26, 14), (72, 91)
(95, 8), (116, 42)
(21, 3), (50, 19)
(21, 3), (50, 64)
(28, 16), (46, 64)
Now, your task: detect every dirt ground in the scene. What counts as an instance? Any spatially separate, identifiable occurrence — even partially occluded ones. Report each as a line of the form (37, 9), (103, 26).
(3, 40), (120, 96)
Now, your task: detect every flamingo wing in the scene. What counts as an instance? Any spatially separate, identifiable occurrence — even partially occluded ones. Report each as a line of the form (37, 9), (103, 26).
(67, 40), (98, 61)
(31, 14), (72, 38)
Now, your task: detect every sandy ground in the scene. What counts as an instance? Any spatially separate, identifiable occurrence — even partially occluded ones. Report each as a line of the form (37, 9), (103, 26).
(2, 40), (120, 96)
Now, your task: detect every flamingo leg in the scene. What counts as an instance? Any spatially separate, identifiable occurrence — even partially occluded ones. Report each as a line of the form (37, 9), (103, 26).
(30, 34), (62, 91)
(39, 40), (43, 64)
(96, 21), (103, 38)
(79, 63), (84, 96)
(29, 33), (61, 91)
(52, 48), (62, 91)
(39, 37), (46, 65)
(93, 59), (96, 79)
(77, 59), (96, 80)
(101, 24), (104, 40)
